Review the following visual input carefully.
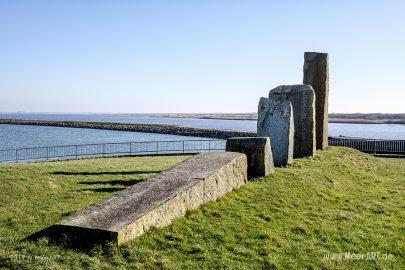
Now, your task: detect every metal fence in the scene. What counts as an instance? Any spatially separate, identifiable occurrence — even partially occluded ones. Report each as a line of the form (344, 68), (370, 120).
(1, 137), (404, 163)
(328, 137), (405, 155)
(0, 140), (226, 163)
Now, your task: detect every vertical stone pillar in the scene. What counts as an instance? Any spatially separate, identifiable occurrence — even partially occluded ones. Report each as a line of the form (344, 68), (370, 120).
(269, 85), (316, 158)
(257, 97), (294, 167)
(303, 52), (329, 149)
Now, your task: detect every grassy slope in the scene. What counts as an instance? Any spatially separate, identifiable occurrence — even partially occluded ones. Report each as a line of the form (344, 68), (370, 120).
(0, 148), (404, 269)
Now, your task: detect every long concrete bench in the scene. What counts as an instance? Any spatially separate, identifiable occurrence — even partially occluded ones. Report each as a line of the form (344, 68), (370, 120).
(54, 152), (247, 245)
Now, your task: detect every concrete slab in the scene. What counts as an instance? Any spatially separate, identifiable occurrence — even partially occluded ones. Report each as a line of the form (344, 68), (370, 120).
(55, 152), (247, 245)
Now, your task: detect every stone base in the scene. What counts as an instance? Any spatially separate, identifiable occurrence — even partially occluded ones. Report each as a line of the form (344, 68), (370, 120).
(55, 152), (247, 245)
(226, 137), (274, 178)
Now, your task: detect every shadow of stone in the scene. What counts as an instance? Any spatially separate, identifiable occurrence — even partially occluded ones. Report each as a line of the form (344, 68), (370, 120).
(77, 178), (146, 193)
(25, 225), (115, 251)
(79, 179), (144, 186)
(79, 187), (126, 193)
(52, 170), (161, 176)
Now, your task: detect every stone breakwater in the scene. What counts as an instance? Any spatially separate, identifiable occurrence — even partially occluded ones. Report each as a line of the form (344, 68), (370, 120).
(0, 119), (257, 140)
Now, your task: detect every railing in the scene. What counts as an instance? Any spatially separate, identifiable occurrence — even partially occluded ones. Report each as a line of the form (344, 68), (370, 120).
(328, 137), (405, 155)
(0, 140), (226, 163)
(1, 137), (403, 163)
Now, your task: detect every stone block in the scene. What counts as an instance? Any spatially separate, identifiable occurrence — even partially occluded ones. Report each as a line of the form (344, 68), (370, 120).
(257, 97), (294, 167)
(226, 137), (274, 178)
(54, 152), (247, 245)
(269, 85), (316, 158)
(303, 52), (329, 149)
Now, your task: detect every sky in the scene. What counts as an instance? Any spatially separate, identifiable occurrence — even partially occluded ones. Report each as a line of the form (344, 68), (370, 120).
(1, 0), (404, 114)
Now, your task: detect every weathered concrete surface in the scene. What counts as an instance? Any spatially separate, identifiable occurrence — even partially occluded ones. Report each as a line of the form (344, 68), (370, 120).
(257, 97), (294, 167)
(269, 85), (316, 158)
(303, 52), (329, 149)
(55, 152), (247, 245)
(226, 137), (274, 178)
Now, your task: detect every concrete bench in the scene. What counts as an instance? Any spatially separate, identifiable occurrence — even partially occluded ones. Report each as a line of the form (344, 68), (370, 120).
(54, 152), (247, 245)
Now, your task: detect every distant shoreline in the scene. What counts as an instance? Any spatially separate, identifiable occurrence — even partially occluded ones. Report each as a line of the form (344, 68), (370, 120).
(1, 113), (404, 125)
(328, 119), (405, 125)
(150, 113), (405, 125)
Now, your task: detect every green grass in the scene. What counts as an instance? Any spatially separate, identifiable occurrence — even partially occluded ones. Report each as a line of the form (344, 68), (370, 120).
(0, 148), (404, 269)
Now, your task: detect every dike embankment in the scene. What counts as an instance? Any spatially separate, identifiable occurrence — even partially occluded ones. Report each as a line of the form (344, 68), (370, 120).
(0, 119), (257, 140)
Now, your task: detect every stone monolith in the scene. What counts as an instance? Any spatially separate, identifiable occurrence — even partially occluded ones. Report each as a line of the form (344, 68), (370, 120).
(303, 52), (329, 149)
(257, 97), (294, 167)
(269, 85), (316, 158)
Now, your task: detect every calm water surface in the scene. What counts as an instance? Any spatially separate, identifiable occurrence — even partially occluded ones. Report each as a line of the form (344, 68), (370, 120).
(0, 125), (205, 150)
(0, 113), (255, 131)
(0, 113), (404, 149)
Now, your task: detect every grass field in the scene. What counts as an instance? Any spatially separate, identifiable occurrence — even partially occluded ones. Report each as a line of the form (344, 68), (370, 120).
(0, 148), (404, 269)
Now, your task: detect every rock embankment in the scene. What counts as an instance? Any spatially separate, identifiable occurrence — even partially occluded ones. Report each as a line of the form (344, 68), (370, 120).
(0, 119), (257, 140)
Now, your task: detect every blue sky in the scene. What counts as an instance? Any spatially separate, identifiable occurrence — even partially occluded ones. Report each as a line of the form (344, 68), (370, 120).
(1, 0), (404, 113)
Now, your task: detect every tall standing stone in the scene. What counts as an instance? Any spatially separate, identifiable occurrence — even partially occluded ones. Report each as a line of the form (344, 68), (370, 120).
(257, 97), (294, 167)
(303, 52), (329, 150)
(269, 85), (316, 158)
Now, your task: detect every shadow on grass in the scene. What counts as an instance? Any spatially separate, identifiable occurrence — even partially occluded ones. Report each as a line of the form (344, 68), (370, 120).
(79, 187), (126, 193)
(26, 225), (115, 251)
(77, 178), (146, 193)
(79, 179), (144, 186)
(52, 170), (161, 176)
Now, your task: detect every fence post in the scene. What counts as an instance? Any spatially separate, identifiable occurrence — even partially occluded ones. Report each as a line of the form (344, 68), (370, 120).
(103, 144), (106, 156)
(75, 145), (78, 158)
(374, 139), (377, 155)
(182, 141), (185, 154)
(46, 147), (49, 160)
(208, 141), (211, 152)
(130, 142), (132, 155)
(156, 141), (159, 154)
(15, 149), (18, 162)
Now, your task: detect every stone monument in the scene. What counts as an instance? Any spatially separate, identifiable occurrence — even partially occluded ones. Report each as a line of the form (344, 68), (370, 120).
(55, 152), (247, 245)
(257, 97), (294, 167)
(303, 52), (329, 150)
(269, 85), (316, 158)
(226, 137), (274, 178)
